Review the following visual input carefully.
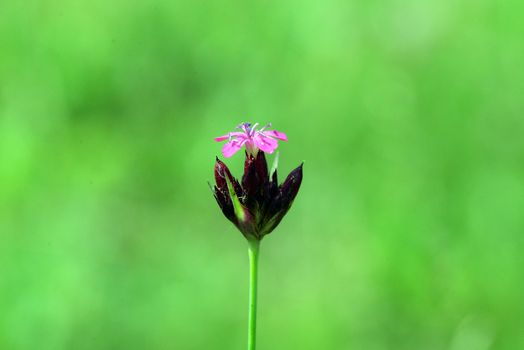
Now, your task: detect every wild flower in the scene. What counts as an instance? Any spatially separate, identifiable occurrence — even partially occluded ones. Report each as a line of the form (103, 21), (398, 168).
(213, 122), (302, 240)
(211, 121), (303, 350)
(214, 122), (288, 158)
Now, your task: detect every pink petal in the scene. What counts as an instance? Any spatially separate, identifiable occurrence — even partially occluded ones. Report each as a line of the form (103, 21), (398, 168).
(214, 132), (246, 142)
(264, 130), (288, 141)
(254, 134), (278, 154)
(215, 135), (230, 142)
(222, 139), (246, 158)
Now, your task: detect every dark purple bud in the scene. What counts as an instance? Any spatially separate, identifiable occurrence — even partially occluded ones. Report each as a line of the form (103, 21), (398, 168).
(242, 154), (258, 200)
(259, 163), (303, 235)
(214, 157), (228, 192)
(212, 153), (303, 241)
(215, 157), (242, 198)
(213, 185), (235, 222)
(279, 163), (303, 206)
(242, 152), (270, 206)
(254, 151), (269, 186)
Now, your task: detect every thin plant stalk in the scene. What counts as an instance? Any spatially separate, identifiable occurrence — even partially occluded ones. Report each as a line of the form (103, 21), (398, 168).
(247, 239), (260, 350)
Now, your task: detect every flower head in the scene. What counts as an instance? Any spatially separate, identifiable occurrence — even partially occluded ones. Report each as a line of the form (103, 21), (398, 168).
(212, 122), (302, 240)
(215, 122), (288, 158)
(212, 152), (303, 241)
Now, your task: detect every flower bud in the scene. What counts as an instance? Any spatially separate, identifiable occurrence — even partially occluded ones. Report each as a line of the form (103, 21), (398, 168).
(212, 152), (303, 241)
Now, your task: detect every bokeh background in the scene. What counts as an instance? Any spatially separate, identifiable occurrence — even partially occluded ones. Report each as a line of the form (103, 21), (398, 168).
(1, 0), (523, 349)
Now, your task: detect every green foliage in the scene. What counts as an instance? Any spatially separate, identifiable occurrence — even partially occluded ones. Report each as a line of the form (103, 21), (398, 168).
(1, 0), (523, 349)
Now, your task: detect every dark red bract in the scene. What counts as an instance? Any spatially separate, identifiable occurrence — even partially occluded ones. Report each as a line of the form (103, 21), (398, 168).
(213, 152), (303, 241)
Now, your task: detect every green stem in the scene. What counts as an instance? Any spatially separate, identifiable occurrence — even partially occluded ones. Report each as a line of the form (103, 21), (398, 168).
(247, 239), (260, 350)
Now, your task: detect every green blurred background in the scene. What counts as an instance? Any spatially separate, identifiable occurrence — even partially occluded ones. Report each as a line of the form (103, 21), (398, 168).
(1, 0), (523, 349)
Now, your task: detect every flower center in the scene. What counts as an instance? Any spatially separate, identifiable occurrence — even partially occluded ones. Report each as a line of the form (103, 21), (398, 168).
(238, 122), (260, 138)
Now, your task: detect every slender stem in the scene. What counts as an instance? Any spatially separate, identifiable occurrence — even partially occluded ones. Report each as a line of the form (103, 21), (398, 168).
(247, 239), (260, 350)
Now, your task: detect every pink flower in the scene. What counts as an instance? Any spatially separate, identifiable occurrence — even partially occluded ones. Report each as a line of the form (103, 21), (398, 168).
(215, 122), (288, 158)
